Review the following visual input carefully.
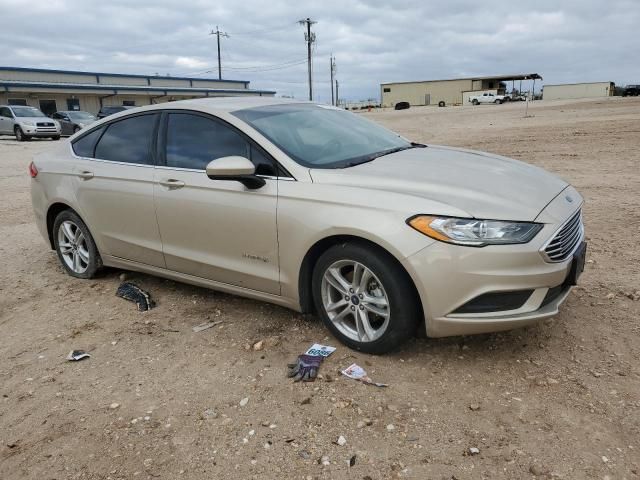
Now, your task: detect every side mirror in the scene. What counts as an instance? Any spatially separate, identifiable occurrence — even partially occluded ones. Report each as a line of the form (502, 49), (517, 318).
(205, 156), (266, 189)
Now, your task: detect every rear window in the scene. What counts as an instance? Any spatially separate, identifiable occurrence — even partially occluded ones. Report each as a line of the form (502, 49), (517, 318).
(72, 127), (105, 158)
(94, 114), (157, 164)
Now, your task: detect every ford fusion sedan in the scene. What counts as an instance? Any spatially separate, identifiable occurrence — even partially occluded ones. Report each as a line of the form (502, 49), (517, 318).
(53, 110), (97, 136)
(0, 105), (61, 141)
(29, 98), (586, 354)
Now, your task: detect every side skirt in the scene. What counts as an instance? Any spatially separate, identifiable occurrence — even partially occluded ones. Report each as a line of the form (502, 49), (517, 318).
(102, 255), (302, 312)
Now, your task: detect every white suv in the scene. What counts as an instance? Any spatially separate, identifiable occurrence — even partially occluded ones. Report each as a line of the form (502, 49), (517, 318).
(0, 105), (61, 141)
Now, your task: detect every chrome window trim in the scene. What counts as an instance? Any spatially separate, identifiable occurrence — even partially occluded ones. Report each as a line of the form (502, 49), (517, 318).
(69, 147), (294, 180)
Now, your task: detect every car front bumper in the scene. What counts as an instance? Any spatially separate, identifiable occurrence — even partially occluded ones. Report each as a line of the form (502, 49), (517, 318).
(402, 186), (584, 337)
(20, 125), (61, 137)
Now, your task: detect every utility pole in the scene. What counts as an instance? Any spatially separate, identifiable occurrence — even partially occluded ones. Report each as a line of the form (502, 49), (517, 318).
(210, 26), (229, 80)
(330, 55), (336, 106)
(298, 18), (316, 101)
(335, 79), (339, 107)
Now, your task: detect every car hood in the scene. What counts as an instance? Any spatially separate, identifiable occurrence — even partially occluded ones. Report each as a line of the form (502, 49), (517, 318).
(15, 116), (55, 123)
(309, 145), (568, 221)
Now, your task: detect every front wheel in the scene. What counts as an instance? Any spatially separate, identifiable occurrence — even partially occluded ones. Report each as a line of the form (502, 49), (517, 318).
(14, 126), (29, 142)
(312, 243), (420, 354)
(51, 136), (61, 140)
(53, 210), (102, 279)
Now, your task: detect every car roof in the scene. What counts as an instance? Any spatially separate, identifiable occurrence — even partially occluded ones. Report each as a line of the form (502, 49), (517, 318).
(119, 96), (310, 116)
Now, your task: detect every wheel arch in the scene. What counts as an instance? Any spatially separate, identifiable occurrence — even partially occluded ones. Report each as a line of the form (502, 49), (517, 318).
(297, 234), (423, 321)
(46, 202), (76, 249)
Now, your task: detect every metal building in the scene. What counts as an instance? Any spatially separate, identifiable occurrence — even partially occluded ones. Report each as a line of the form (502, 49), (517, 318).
(542, 82), (614, 101)
(0, 66), (275, 116)
(380, 74), (542, 107)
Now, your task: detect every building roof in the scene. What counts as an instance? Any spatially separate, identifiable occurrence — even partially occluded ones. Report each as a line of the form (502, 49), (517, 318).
(543, 81), (614, 87)
(381, 73), (543, 86)
(0, 66), (249, 85)
(0, 80), (275, 96)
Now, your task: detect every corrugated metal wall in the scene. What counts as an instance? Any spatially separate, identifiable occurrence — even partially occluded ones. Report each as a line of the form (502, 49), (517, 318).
(381, 79), (475, 107)
(543, 82), (614, 100)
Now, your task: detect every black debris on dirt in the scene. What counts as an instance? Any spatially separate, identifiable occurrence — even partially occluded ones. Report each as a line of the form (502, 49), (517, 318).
(116, 282), (155, 311)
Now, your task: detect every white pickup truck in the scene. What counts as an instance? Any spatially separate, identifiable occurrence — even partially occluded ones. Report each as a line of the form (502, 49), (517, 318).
(469, 92), (506, 105)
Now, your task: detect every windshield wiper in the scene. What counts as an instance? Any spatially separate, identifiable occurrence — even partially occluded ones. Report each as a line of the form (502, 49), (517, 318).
(342, 143), (427, 168)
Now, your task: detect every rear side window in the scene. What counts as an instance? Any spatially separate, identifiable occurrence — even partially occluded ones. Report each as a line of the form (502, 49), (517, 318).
(166, 113), (249, 170)
(72, 127), (105, 158)
(95, 114), (157, 165)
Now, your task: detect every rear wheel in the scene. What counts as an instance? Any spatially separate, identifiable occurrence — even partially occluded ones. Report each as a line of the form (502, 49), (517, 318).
(472, 99), (479, 105)
(53, 210), (102, 279)
(495, 99), (503, 104)
(312, 242), (420, 354)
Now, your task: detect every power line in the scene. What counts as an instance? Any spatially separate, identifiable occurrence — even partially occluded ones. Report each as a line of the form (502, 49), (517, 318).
(226, 22), (298, 36)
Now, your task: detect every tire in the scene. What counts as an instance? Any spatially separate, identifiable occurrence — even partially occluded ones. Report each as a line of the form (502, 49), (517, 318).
(495, 99), (502, 104)
(53, 210), (102, 279)
(51, 136), (61, 140)
(472, 99), (479, 105)
(14, 126), (29, 142)
(438, 101), (446, 107)
(312, 242), (420, 354)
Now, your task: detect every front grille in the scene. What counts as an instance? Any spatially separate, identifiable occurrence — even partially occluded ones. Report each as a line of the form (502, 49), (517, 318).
(37, 122), (55, 127)
(543, 209), (583, 262)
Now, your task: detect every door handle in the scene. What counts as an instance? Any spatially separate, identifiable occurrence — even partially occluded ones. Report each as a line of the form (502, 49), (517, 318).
(159, 179), (185, 189)
(77, 171), (94, 180)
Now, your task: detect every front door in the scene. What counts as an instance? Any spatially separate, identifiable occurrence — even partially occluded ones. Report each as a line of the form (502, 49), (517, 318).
(0, 107), (13, 134)
(154, 111), (280, 294)
(72, 113), (165, 267)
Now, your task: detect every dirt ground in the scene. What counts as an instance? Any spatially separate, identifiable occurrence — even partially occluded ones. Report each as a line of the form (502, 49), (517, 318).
(1, 97), (639, 480)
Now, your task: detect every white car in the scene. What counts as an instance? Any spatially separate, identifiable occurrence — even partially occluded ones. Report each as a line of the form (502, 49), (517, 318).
(469, 93), (507, 105)
(0, 105), (61, 141)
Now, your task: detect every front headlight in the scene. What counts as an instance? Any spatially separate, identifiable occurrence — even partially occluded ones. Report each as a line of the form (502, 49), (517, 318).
(21, 121), (36, 127)
(407, 215), (542, 246)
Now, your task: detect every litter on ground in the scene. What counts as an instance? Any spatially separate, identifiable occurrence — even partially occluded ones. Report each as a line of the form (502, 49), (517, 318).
(115, 282), (155, 311)
(192, 320), (223, 332)
(341, 363), (388, 387)
(66, 350), (91, 361)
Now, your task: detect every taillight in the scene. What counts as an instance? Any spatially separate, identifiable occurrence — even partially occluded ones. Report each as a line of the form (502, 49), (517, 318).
(29, 162), (38, 178)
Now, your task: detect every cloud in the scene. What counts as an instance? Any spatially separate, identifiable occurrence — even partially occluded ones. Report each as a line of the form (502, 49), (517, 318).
(0, 0), (638, 102)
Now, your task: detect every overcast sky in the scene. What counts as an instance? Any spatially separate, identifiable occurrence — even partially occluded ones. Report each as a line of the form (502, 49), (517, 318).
(1, 0), (638, 102)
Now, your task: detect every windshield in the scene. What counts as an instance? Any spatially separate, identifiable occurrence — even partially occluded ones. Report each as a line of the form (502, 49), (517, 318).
(232, 103), (412, 168)
(67, 111), (96, 120)
(12, 106), (45, 118)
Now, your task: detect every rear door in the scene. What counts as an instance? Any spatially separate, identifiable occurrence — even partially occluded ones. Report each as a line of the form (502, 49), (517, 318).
(153, 111), (280, 294)
(71, 113), (165, 267)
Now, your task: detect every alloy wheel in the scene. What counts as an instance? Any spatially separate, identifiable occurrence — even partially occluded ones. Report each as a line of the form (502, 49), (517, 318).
(321, 260), (390, 343)
(57, 220), (90, 274)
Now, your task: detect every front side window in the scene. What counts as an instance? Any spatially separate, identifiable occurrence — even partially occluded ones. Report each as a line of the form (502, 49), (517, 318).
(165, 113), (250, 170)
(95, 114), (157, 164)
(0, 107), (12, 118)
(232, 103), (411, 169)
